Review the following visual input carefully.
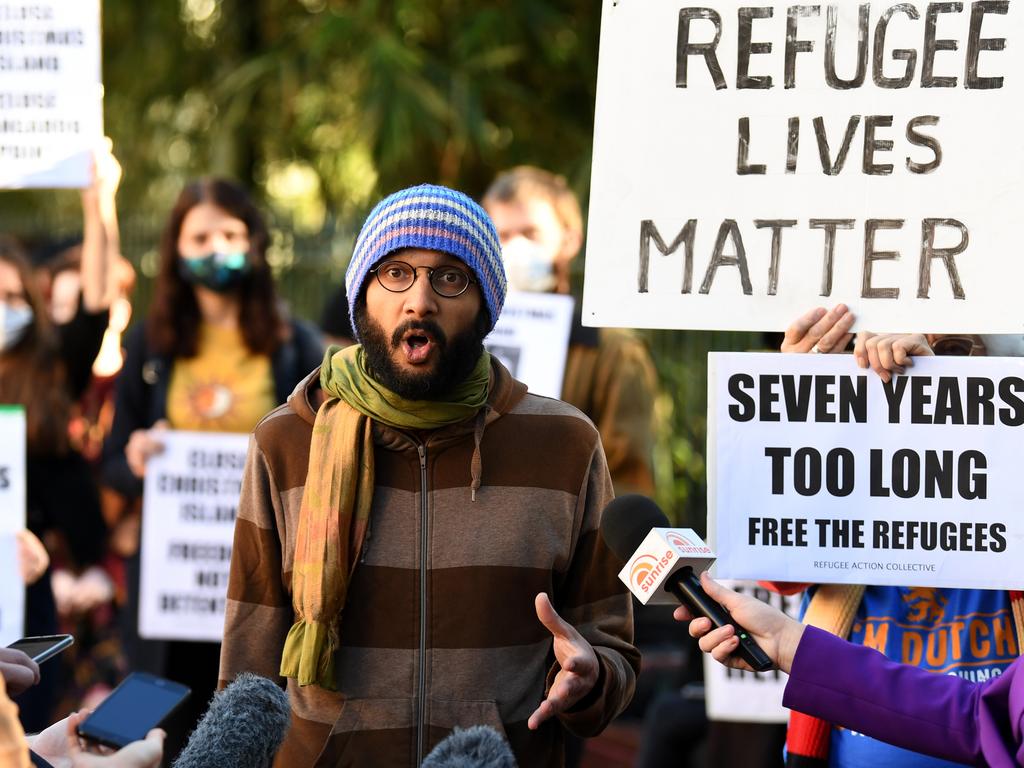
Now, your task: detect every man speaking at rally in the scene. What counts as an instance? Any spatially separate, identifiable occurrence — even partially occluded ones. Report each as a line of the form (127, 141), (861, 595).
(218, 184), (640, 766)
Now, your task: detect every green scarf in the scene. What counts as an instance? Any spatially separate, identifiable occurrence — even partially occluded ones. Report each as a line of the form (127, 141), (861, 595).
(280, 345), (490, 689)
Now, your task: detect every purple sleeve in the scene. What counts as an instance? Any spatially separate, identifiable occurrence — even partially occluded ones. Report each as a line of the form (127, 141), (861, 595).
(783, 625), (1024, 768)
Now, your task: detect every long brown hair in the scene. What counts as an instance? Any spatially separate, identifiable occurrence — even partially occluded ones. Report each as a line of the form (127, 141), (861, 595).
(0, 237), (71, 455)
(146, 178), (285, 358)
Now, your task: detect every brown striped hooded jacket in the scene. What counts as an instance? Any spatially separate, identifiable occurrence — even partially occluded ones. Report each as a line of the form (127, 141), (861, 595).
(219, 357), (640, 767)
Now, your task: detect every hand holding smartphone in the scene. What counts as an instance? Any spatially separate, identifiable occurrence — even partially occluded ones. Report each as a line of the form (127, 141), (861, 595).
(76, 672), (190, 749)
(7, 634), (74, 665)
(2, 635), (73, 696)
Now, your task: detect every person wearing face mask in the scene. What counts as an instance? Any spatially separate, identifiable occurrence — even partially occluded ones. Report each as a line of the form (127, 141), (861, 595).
(0, 149), (121, 732)
(483, 167), (658, 497)
(100, 178), (323, 760)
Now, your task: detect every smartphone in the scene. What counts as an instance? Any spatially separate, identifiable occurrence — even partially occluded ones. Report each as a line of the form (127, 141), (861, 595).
(76, 672), (190, 749)
(7, 634), (74, 664)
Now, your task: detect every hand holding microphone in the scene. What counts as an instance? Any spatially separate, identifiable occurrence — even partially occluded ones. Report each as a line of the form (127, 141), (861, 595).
(600, 494), (774, 673)
(675, 572), (805, 674)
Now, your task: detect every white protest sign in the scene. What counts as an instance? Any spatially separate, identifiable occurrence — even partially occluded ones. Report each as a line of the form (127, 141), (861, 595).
(0, 405), (26, 533)
(0, 534), (22, 646)
(0, 406), (26, 644)
(704, 580), (802, 724)
(584, 1), (1024, 333)
(709, 353), (1024, 589)
(0, 0), (103, 188)
(139, 431), (248, 642)
(485, 291), (574, 398)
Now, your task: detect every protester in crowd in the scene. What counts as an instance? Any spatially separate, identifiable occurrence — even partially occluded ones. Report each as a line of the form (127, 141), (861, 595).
(770, 305), (1020, 768)
(219, 184), (640, 767)
(100, 178), (323, 759)
(33, 211), (136, 718)
(677, 573), (1023, 768)
(482, 166), (658, 496)
(318, 283), (356, 347)
(0, 150), (122, 731)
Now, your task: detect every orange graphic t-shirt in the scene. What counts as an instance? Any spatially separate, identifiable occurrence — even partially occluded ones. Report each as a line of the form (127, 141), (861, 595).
(166, 323), (275, 433)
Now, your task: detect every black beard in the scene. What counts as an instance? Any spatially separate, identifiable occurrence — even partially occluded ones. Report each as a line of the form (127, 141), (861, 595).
(355, 311), (487, 400)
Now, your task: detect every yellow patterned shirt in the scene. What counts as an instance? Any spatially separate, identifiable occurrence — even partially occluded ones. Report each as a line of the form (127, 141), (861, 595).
(166, 323), (275, 433)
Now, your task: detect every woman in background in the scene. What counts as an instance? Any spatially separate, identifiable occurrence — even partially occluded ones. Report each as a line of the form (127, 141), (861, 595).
(102, 177), (322, 759)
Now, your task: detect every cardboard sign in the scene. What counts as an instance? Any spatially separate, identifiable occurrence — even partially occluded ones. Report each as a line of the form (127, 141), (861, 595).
(0, 0), (103, 188)
(708, 353), (1024, 589)
(485, 291), (575, 398)
(584, 1), (1024, 333)
(703, 580), (803, 724)
(139, 431), (248, 642)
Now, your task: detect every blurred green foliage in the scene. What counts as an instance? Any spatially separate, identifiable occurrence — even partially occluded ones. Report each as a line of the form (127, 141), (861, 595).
(6, 0), (602, 226)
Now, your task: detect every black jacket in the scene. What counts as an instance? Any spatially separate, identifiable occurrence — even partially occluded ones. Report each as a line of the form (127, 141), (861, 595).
(101, 318), (323, 498)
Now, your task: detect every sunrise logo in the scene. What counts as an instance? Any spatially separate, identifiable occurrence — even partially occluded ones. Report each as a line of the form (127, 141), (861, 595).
(667, 531), (711, 555)
(629, 551), (675, 593)
(630, 554), (660, 587)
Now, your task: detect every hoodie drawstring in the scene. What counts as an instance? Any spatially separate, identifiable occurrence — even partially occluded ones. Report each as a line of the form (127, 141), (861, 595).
(470, 406), (490, 501)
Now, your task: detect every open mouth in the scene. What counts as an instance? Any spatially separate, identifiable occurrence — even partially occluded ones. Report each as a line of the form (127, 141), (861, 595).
(401, 329), (435, 364)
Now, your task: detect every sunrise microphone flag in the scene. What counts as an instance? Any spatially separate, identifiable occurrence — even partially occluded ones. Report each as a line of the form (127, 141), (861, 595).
(601, 494), (773, 672)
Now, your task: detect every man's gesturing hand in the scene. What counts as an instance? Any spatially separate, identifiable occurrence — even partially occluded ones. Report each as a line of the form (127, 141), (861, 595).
(528, 593), (599, 731)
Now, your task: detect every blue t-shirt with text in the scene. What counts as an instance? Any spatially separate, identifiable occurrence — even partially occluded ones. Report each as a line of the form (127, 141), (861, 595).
(820, 586), (1014, 768)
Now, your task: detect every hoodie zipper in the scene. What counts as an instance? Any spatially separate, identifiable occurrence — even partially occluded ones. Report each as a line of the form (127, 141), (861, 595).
(416, 442), (428, 766)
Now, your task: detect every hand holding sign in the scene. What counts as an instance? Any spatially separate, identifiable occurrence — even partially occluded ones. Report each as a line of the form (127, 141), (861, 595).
(856, 333), (933, 384)
(125, 420), (168, 480)
(16, 529), (49, 585)
(781, 305), (854, 354)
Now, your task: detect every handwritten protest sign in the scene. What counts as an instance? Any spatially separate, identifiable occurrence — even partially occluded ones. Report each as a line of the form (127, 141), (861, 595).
(708, 353), (1024, 589)
(704, 580), (802, 723)
(584, 1), (1023, 333)
(485, 292), (575, 398)
(0, 0), (103, 188)
(139, 431), (248, 642)
(0, 406), (26, 644)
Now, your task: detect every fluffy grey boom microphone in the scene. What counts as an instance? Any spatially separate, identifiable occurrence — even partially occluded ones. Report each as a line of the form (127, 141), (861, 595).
(420, 725), (518, 768)
(172, 673), (290, 768)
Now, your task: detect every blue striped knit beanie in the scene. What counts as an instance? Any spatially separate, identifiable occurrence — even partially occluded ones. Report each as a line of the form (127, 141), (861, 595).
(345, 184), (507, 338)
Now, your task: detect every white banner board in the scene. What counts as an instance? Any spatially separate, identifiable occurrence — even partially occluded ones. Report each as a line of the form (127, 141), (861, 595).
(709, 353), (1024, 589)
(0, 406), (26, 533)
(584, 1), (1024, 333)
(139, 431), (248, 642)
(0, 535), (22, 646)
(0, 406), (26, 644)
(0, 0), (103, 188)
(485, 291), (574, 398)
(704, 580), (802, 724)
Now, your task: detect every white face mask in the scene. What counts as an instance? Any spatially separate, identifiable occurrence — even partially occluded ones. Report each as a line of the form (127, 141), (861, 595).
(980, 335), (1024, 358)
(502, 236), (557, 293)
(0, 301), (33, 351)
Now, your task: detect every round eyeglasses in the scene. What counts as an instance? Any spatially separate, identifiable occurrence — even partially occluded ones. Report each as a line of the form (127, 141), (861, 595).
(370, 260), (475, 298)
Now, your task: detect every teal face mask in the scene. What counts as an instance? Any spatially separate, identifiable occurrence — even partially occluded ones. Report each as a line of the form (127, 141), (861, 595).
(0, 301), (33, 351)
(179, 252), (250, 292)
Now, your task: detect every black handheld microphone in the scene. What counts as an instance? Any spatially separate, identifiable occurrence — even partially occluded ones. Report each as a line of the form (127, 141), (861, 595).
(601, 494), (774, 673)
